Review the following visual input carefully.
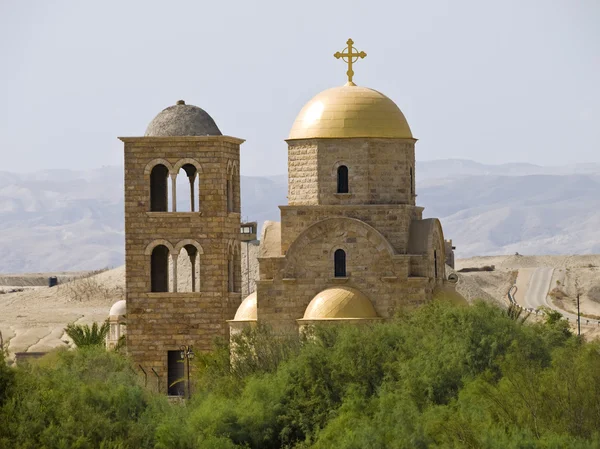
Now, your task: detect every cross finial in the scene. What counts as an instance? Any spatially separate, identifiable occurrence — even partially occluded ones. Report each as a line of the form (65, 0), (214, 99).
(334, 38), (367, 86)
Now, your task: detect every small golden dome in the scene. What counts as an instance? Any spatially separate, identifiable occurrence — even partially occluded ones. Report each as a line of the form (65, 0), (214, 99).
(288, 84), (412, 140)
(302, 287), (378, 320)
(232, 292), (257, 321)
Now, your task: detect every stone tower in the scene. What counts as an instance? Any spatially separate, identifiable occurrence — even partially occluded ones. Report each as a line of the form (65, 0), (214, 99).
(120, 100), (243, 395)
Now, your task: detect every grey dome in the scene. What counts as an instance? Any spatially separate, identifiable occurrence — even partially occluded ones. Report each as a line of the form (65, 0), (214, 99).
(145, 100), (222, 137)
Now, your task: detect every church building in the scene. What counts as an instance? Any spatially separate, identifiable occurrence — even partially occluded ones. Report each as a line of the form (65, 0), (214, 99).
(230, 39), (447, 335)
(116, 39), (450, 395)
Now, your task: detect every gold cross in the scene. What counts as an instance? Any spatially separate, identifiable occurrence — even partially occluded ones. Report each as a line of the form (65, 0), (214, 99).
(334, 38), (367, 85)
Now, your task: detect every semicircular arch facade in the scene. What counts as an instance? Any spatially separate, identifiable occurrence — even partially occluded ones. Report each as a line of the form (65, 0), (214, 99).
(144, 239), (175, 255)
(173, 239), (204, 256)
(173, 158), (203, 175)
(144, 158), (174, 176)
(283, 217), (397, 279)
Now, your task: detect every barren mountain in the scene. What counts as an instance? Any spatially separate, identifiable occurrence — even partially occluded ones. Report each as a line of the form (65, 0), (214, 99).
(2, 160), (600, 272)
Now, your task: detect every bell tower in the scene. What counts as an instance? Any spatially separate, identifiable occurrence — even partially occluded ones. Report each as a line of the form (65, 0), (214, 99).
(120, 100), (243, 395)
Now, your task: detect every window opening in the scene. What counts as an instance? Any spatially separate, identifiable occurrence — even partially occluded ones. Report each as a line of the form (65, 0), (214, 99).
(151, 245), (170, 292)
(337, 165), (349, 193)
(177, 245), (200, 292)
(150, 165), (169, 211)
(334, 249), (346, 277)
(176, 164), (199, 212)
(228, 258), (235, 292)
(226, 179), (233, 212)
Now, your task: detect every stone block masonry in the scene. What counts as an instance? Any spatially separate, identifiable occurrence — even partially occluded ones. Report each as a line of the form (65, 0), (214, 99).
(120, 136), (243, 394)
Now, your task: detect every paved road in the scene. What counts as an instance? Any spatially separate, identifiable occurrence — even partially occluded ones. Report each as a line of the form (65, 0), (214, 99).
(513, 267), (594, 326)
(523, 267), (554, 310)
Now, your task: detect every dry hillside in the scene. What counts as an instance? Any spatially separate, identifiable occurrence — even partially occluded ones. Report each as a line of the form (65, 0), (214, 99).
(3, 254), (600, 361)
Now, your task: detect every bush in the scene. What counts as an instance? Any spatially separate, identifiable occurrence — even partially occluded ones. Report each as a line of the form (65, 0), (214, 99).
(1, 301), (599, 448)
(0, 347), (166, 449)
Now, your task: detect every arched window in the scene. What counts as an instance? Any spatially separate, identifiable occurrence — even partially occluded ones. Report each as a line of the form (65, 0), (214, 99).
(410, 167), (414, 195)
(232, 167), (240, 213)
(151, 245), (170, 292)
(228, 258), (235, 292)
(226, 179), (233, 212)
(176, 245), (200, 292)
(175, 164), (199, 212)
(337, 165), (349, 194)
(150, 164), (169, 211)
(334, 249), (346, 277)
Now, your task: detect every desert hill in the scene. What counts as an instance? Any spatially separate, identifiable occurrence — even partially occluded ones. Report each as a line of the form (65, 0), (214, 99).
(3, 160), (600, 273)
(3, 254), (600, 360)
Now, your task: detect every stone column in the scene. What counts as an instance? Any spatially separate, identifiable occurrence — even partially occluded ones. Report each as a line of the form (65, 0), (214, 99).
(170, 174), (177, 212)
(171, 253), (178, 292)
(190, 253), (197, 292)
(189, 173), (196, 212)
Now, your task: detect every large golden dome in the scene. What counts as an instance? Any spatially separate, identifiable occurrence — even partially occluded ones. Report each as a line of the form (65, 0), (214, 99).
(288, 83), (413, 140)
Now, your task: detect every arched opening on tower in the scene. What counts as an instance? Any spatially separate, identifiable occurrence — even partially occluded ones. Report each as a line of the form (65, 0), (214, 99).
(334, 249), (347, 277)
(232, 168), (240, 213)
(175, 164), (199, 212)
(410, 167), (414, 195)
(337, 165), (349, 193)
(228, 257), (235, 292)
(150, 164), (169, 212)
(226, 179), (233, 213)
(151, 245), (170, 292)
(176, 244), (200, 292)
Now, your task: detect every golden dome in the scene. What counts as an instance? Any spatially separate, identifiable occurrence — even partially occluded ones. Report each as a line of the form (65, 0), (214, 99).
(288, 83), (413, 140)
(301, 287), (378, 320)
(232, 292), (257, 321)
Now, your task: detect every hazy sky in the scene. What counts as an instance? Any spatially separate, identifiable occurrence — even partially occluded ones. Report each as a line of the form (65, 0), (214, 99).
(1, 0), (598, 176)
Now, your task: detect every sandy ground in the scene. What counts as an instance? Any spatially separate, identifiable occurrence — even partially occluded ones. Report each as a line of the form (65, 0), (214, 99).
(0, 254), (201, 362)
(0, 267), (125, 362)
(458, 255), (600, 339)
(3, 254), (600, 361)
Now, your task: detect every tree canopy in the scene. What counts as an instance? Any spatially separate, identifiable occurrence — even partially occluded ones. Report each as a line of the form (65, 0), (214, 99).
(1, 300), (599, 449)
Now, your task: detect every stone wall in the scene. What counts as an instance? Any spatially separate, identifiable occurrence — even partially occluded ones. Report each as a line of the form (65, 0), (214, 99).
(256, 216), (433, 333)
(241, 240), (260, 298)
(280, 204), (423, 254)
(121, 136), (242, 393)
(287, 138), (416, 207)
(287, 143), (319, 205)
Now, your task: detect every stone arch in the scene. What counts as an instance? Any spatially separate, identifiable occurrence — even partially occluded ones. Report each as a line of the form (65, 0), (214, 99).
(226, 159), (236, 175)
(428, 219), (446, 281)
(173, 158), (203, 175)
(225, 160), (239, 213)
(173, 159), (202, 212)
(330, 160), (350, 177)
(173, 239), (203, 293)
(145, 239), (175, 255)
(150, 244), (170, 292)
(408, 218), (446, 280)
(174, 239), (204, 255)
(144, 158), (174, 176)
(287, 218), (396, 259)
(283, 217), (396, 278)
